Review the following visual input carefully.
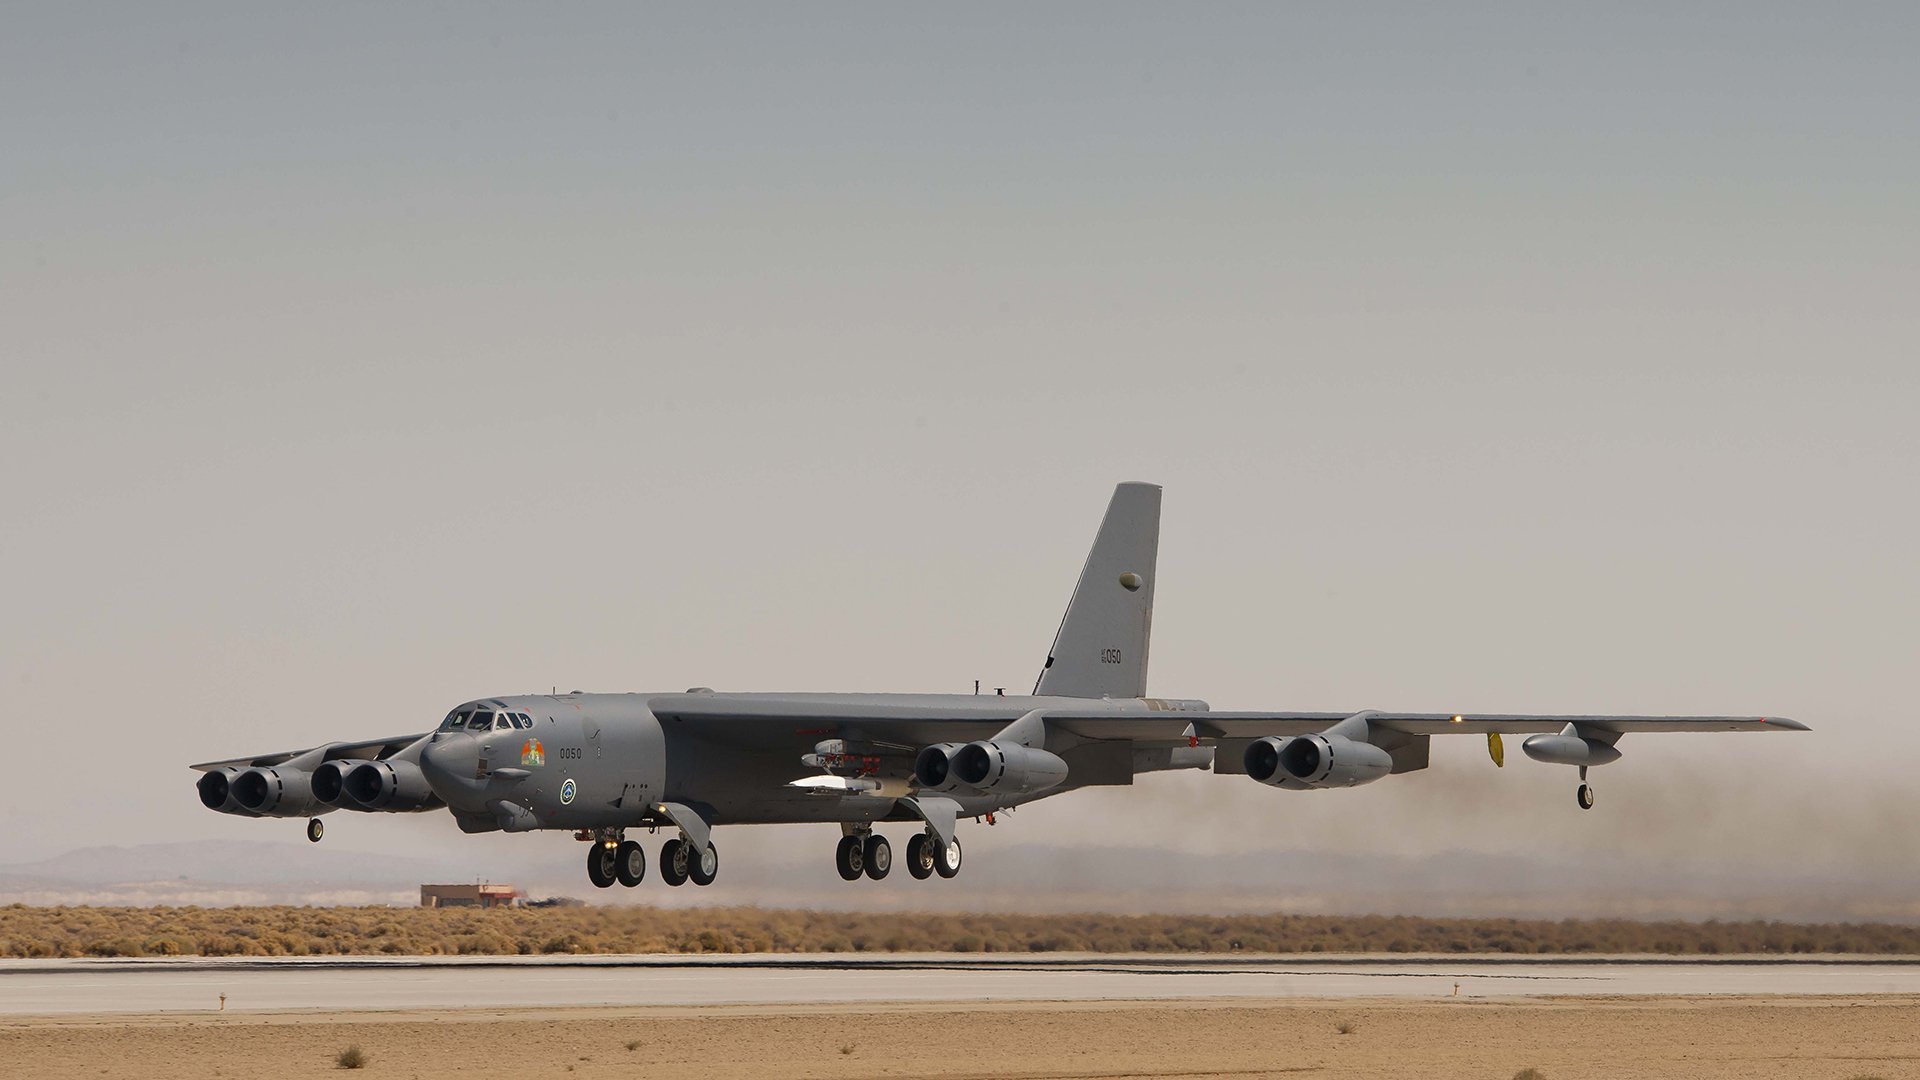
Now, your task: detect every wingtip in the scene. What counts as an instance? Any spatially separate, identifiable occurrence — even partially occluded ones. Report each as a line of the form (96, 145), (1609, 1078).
(1763, 717), (1810, 731)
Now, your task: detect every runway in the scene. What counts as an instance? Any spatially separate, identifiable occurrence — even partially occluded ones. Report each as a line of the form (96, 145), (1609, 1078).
(5, 953), (1919, 1015)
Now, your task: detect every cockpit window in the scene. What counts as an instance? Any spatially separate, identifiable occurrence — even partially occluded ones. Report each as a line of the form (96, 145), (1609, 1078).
(470, 710), (494, 730)
(515, 713), (532, 728)
(441, 709), (473, 731)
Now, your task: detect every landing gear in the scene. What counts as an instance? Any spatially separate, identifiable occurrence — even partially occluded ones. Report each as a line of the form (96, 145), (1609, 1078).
(614, 840), (647, 886)
(586, 842), (618, 889)
(306, 818), (324, 843)
(1576, 766), (1595, 811)
(933, 836), (962, 879)
(687, 842), (718, 887)
(863, 834), (891, 880)
(659, 837), (689, 887)
(835, 834), (865, 881)
(905, 833), (935, 879)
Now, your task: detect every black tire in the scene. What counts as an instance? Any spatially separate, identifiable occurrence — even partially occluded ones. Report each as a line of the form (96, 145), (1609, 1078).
(306, 818), (324, 844)
(933, 837), (962, 879)
(615, 840), (647, 887)
(1577, 784), (1595, 811)
(835, 835), (864, 881)
(688, 843), (718, 887)
(863, 834), (891, 880)
(659, 837), (689, 886)
(586, 843), (618, 889)
(905, 833), (934, 879)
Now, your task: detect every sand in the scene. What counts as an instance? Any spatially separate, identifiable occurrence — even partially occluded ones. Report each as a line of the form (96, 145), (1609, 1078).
(3, 996), (1917, 1079)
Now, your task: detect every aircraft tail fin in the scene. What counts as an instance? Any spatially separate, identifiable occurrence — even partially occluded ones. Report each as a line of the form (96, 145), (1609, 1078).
(1033, 482), (1160, 699)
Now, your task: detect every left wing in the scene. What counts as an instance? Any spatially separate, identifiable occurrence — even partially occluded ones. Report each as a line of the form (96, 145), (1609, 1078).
(189, 732), (428, 772)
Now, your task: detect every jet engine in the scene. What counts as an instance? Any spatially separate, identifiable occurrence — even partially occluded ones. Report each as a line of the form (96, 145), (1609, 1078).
(951, 740), (1069, 795)
(195, 767), (256, 816)
(913, 743), (972, 793)
(342, 759), (440, 811)
(310, 760), (365, 810)
(1244, 734), (1391, 789)
(231, 766), (324, 817)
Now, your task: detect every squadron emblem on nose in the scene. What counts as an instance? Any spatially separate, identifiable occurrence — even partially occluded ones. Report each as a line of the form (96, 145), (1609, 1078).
(521, 738), (545, 767)
(560, 778), (577, 805)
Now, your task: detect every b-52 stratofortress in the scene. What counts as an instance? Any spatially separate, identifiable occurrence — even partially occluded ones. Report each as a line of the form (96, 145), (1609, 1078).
(194, 483), (1806, 889)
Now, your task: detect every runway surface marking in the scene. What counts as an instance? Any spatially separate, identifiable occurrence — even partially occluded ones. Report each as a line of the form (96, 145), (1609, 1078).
(5, 955), (1919, 1015)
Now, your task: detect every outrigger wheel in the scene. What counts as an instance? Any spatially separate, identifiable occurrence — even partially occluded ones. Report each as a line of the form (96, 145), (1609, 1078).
(1577, 783), (1596, 811)
(306, 818), (324, 843)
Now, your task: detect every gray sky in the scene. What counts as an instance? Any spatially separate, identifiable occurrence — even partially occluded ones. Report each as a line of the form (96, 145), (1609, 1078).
(3, 5), (1916, 913)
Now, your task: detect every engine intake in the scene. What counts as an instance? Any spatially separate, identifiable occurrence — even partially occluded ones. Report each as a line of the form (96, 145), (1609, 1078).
(913, 743), (971, 793)
(343, 759), (440, 811)
(1245, 734), (1391, 789)
(231, 766), (322, 817)
(951, 740), (1068, 795)
(310, 760), (365, 809)
(196, 768), (255, 815)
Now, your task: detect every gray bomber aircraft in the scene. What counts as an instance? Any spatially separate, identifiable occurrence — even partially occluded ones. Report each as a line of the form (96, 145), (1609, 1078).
(193, 483), (1807, 889)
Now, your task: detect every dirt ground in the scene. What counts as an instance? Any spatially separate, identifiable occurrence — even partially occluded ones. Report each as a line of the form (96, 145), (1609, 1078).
(3, 996), (1917, 1080)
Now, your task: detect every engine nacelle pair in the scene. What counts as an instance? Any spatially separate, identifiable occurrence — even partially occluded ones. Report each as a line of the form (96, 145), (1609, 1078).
(1244, 733), (1392, 789)
(197, 759), (440, 817)
(198, 765), (323, 818)
(914, 740), (1069, 796)
(326, 759), (440, 811)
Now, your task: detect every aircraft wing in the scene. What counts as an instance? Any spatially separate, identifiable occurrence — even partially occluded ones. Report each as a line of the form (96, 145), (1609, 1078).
(1050, 712), (1807, 741)
(188, 732), (429, 772)
(646, 694), (1804, 751)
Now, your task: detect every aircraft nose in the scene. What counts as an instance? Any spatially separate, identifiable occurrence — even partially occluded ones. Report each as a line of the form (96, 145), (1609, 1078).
(419, 735), (481, 803)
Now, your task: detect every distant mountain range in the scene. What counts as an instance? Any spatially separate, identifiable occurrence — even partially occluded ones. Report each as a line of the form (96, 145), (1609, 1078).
(3, 839), (1917, 921)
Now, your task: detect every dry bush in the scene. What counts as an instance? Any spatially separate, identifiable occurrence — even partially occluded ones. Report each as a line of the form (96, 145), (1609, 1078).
(1, 903), (1917, 959)
(335, 1044), (366, 1069)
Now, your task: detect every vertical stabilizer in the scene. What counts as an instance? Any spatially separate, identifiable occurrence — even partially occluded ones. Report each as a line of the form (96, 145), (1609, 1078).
(1033, 482), (1160, 699)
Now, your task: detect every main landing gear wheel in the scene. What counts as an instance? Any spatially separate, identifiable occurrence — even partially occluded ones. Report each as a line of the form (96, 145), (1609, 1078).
(835, 835), (865, 881)
(1576, 783), (1596, 811)
(933, 837), (962, 879)
(863, 834), (891, 880)
(905, 833), (935, 879)
(614, 840), (647, 887)
(306, 818), (324, 843)
(687, 843), (718, 887)
(586, 843), (618, 889)
(659, 837), (689, 887)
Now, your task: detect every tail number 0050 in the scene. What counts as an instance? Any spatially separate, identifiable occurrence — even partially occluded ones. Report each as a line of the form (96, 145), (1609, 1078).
(1099, 648), (1123, 664)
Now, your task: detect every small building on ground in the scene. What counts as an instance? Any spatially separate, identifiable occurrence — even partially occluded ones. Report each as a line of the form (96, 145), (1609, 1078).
(420, 883), (525, 909)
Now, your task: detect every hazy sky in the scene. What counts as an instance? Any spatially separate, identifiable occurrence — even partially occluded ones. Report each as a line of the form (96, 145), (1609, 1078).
(3, 6), (1917, 911)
